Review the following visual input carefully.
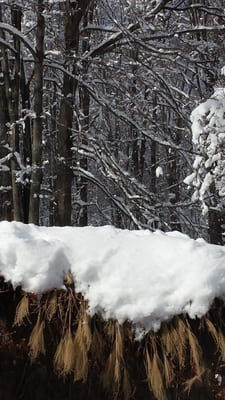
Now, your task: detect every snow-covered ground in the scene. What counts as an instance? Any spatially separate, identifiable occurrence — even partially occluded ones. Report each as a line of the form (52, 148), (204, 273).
(0, 221), (225, 331)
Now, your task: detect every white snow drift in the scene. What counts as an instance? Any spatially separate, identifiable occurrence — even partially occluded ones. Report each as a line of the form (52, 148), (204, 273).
(0, 221), (225, 331)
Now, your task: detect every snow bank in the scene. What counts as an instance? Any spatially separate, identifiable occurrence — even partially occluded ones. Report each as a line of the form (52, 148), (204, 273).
(1, 221), (225, 331)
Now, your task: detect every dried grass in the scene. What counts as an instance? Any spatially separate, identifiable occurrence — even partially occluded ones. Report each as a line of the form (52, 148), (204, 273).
(53, 295), (92, 381)
(103, 349), (117, 390)
(205, 317), (225, 361)
(161, 317), (187, 370)
(73, 322), (90, 382)
(16, 284), (225, 399)
(187, 326), (203, 376)
(145, 319), (204, 399)
(64, 270), (74, 287)
(205, 317), (219, 346)
(102, 322), (124, 394)
(73, 306), (92, 382)
(54, 329), (75, 375)
(122, 321), (133, 342)
(161, 323), (173, 355)
(145, 346), (166, 400)
(217, 330), (225, 361)
(28, 313), (45, 361)
(122, 368), (132, 400)
(184, 368), (204, 395)
(163, 353), (175, 387)
(91, 324), (105, 362)
(14, 294), (29, 326)
(45, 290), (57, 321)
(175, 317), (187, 369)
(106, 320), (117, 343)
(54, 336), (64, 373)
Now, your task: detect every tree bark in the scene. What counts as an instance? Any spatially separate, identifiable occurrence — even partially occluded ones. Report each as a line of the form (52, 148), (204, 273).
(0, 5), (24, 221)
(28, 0), (45, 224)
(0, 60), (12, 221)
(55, 0), (92, 226)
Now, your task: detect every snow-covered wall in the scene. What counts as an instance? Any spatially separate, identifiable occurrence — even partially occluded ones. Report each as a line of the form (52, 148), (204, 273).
(0, 221), (225, 331)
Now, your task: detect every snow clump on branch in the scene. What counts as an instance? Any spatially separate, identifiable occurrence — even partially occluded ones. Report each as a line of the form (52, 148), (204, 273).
(184, 87), (225, 214)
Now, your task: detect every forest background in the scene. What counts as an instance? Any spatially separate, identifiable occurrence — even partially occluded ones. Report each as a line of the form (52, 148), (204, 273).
(0, 0), (225, 244)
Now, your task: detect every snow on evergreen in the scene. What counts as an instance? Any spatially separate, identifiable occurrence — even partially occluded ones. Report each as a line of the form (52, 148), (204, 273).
(184, 88), (225, 214)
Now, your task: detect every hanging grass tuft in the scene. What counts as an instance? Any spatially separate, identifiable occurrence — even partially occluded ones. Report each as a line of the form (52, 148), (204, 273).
(184, 369), (205, 395)
(102, 322), (124, 397)
(145, 341), (166, 400)
(73, 299), (92, 382)
(14, 294), (30, 326)
(73, 321), (90, 382)
(161, 317), (187, 371)
(217, 329), (225, 361)
(187, 325), (203, 376)
(122, 367), (132, 400)
(205, 317), (225, 361)
(91, 322), (105, 363)
(28, 312), (45, 361)
(163, 352), (175, 388)
(45, 290), (58, 322)
(54, 329), (75, 376)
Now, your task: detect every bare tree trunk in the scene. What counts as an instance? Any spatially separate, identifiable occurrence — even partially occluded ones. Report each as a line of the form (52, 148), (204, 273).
(20, 61), (32, 223)
(77, 5), (95, 227)
(0, 59), (12, 221)
(208, 181), (223, 245)
(28, 0), (45, 224)
(55, 0), (92, 226)
(150, 94), (157, 195)
(208, 209), (223, 245)
(55, 75), (73, 226)
(0, 5), (24, 221)
(78, 85), (89, 227)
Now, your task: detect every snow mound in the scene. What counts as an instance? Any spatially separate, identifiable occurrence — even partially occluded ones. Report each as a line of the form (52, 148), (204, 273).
(0, 221), (225, 331)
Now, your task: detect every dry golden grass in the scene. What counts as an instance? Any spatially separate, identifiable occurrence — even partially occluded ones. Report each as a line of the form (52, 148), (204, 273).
(161, 317), (187, 370)
(102, 322), (124, 394)
(14, 294), (29, 326)
(64, 270), (74, 287)
(73, 303), (92, 382)
(73, 321), (90, 382)
(163, 352), (175, 387)
(54, 329), (75, 376)
(175, 317), (188, 369)
(52, 286), (92, 380)
(28, 313), (45, 361)
(105, 320), (117, 343)
(16, 280), (225, 400)
(161, 323), (173, 355)
(187, 326), (203, 376)
(122, 368), (132, 400)
(114, 322), (124, 387)
(204, 317), (219, 346)
(149, 318), (205, 397)
(91, 323), (105, 362)
(45, 290), (57, 321)
(205, 317), (225, 361)
(183, 368), (204, 395)
(78, 301), (92, 349)
(145, 346), (166, 400)
(217, 330), (225, 361)
(54, 336), (64, 373)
